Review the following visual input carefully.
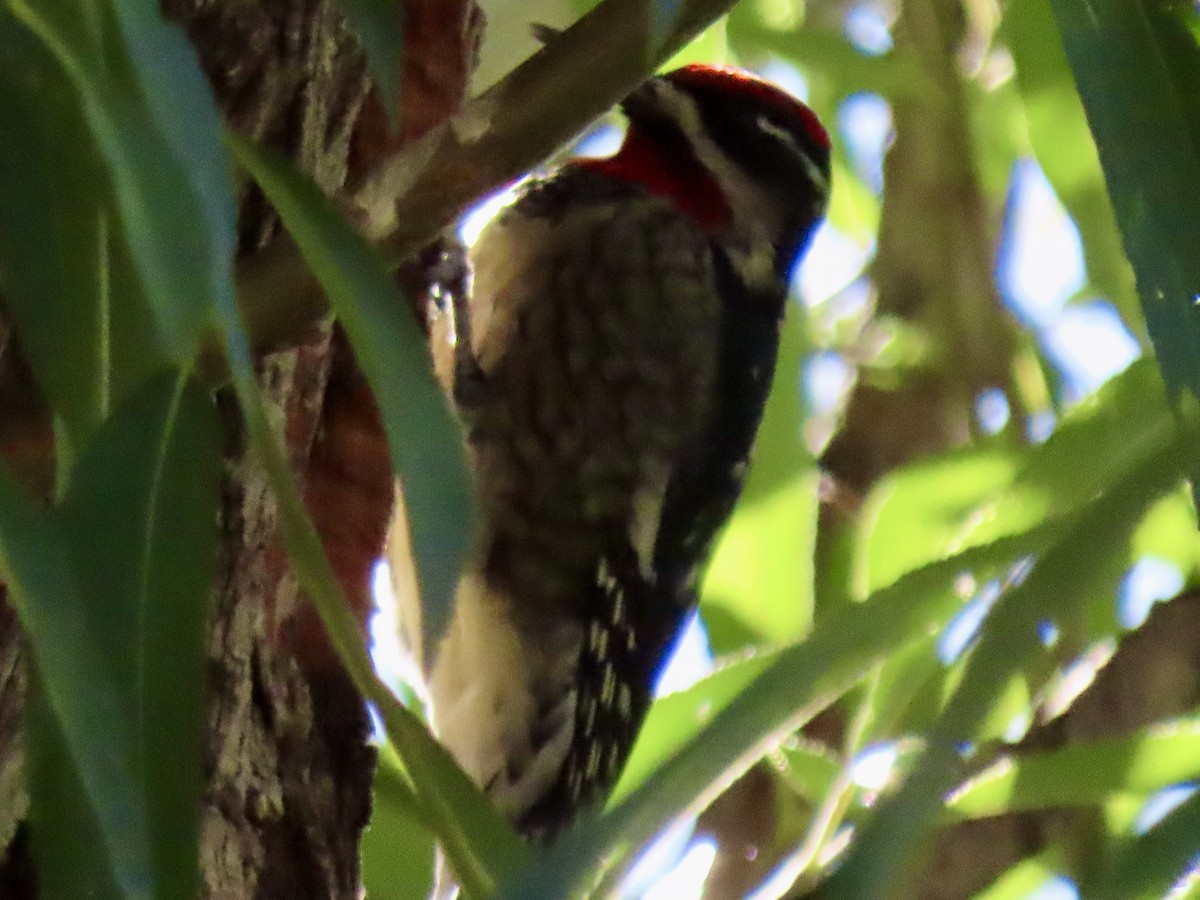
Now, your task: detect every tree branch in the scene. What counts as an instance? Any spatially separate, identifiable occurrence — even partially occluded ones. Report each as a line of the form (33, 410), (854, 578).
(228, 0), (739, 364)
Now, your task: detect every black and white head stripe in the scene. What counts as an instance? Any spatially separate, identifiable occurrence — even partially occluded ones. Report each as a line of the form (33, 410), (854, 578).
(667, 64), (831, 179)
(621, 64), (831, 276)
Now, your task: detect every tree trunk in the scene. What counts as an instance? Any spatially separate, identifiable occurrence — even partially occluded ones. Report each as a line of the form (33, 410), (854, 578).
(0, 1), (482, 896)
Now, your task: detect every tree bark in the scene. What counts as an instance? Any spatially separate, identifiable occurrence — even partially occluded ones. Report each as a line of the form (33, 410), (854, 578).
(0, 1), (482, 896)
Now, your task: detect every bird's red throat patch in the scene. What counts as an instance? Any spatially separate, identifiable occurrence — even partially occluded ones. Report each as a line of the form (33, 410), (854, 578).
(574, 128), (733, 232)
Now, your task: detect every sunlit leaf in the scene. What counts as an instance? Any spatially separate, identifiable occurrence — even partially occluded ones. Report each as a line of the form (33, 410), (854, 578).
(857, 360), (1170, 594)
(822, 424), (1184, 899)
(1132, 488), (1200, 579)
(499, 524), (1058, 898)
(1086, 788), (1200, 900)
(972, 851), (1068, 900)
(948, 719), (1200, 819)
(362, 745), (436, 900)
(1048, 0), (1200, 496)
(612, 648), (783, 803)
(1003, 0), (1141, 334)
(856, 445), (1020, 594)
(776, 739), (842, 805)
(661, 14), (727, 68)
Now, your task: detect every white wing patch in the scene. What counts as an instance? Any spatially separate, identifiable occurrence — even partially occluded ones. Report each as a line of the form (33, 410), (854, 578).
(630, 458), (672, 579)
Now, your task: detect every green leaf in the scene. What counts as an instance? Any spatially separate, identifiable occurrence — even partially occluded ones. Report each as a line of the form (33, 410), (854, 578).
(1132, 488), (1200, 579)
(209, 98), (514, 900)
(661, 14), (728, 68)
(334, 0), (404, 120)
(728, 18), (932, 102)
(4, 371), (221, 899)
(855, 445), (1021, 594)
(856, 360), (1170, 594)
(865, 634), (945, 740)
(24, 670), (124, 900)
(57, 371), (221, 899)
(611, 649), (783, 804)
(0, 477), (150, 899)
(7, 0), (235, 363)
(0, 17), (109, 445)
(972, 851), (1068, 900)
(372, 679), (528, 898)
(776, 740), (842, 805)
(1047, 0), (1200, 494)
(225, 132), (472, 657)
(362, 745), (436, 900)
(821, 423), (1185, 900)
(823, 149), (881, 242)
(1087, 787), (1200, 900)
(1003, 0), (1141, 333)
(948, 719), (1200, 819)
(499, 525), (1058, 899)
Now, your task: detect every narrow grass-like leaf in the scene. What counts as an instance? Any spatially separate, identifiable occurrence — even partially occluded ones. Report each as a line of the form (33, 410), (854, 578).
(1002, 0), (1140, 331)
(611, 649), (783, 803)
(1048, 0), (1200, 490)
(856, 446), (1020, 594)
(776, 740), (842, 805)
(866, 634), (945, 739)
(56, 371), (221, 900)
(24, 672), (124, 899)
(1087, 788), (1200, 900)
(106, 0), (236, 312)
(209, 104), (514, 900)
(859, 360), (1170, 595)
(7, 0), (234, 361)
(948, 720), (1200, 819)
(821, 424), (1185, 900)
(0, 472), (152, 897)
(333, 0), (404, 119)
(362, 745), (436, 900)
(0, 17), (109, 445)
(226, 132), (472, 656)
(973, 851), (1067, 900)
(499, 525), (1061, 898)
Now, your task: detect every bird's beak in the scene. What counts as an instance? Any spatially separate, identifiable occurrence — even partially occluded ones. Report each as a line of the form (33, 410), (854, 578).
(620, 77), (666, 123)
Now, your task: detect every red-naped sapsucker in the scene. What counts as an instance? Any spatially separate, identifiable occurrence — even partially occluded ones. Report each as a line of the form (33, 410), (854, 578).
(428, 63), (831, 840)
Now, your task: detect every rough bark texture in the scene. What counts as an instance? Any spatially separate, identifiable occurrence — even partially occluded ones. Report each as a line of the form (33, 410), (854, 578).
(164, 4), (377, 893)
(0, 1), (482, 896)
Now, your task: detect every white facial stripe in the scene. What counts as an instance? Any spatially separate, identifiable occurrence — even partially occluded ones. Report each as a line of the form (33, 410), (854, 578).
(756, 114), (830, 197)
(651, 82), (782, 245)
(756, 114), (802, 152)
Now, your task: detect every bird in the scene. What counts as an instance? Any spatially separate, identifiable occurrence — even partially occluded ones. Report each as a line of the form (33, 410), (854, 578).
(426, 62), (831, 843)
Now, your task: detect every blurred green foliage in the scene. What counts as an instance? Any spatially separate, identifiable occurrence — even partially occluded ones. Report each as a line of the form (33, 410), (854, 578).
(1, 0), (1199, 897)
